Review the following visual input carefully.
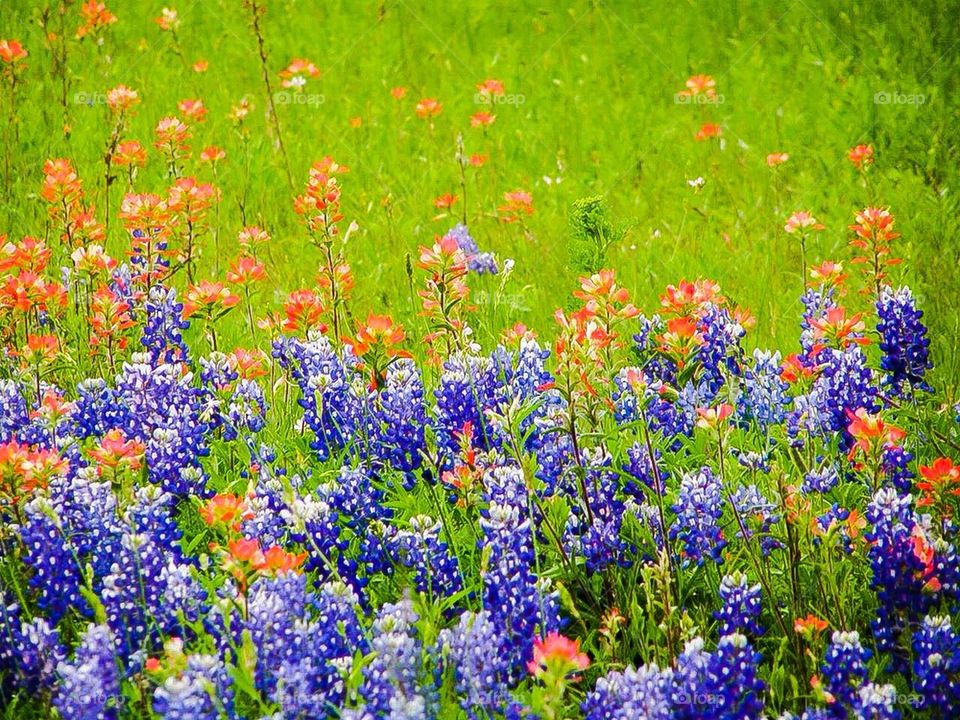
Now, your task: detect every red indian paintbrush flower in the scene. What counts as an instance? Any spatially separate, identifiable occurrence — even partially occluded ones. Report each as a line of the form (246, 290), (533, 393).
(415, 97), (442, 119)
(784, 211), (824, 235)
(106, 85), (139, 114)
(848, 143), (874, 171)
(846, 408), (905, 462)
(181, 281), (239, 320)
(659, 279), (725, 316)
(916, 458), (960, 513)
(89, 429), (145, 471)
(678, 74), (717, 99)
(470, 111), (496, 128)
(695, 122), (722, 141)
(200, 493), (252, 531)
(527, 632), (590, 677)
(178, 98), (207, 123)
(767, 152), (789, 167)
(498, 190), (534, 223)
(283, 289), (326, 334)
(0, 39), (28, 65)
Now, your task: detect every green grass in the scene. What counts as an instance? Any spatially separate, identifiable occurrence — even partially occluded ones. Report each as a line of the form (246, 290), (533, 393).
(3, 0), (959, 381)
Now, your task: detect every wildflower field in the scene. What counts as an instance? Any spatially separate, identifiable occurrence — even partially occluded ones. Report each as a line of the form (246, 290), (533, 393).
(2, 1), (960, 718)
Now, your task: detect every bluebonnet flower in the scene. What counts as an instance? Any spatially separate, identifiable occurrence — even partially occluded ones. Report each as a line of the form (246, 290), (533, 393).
(911, 614), (960, 713)
(699, 633), (766, 720)
(865, 489), (941, 663)
(101, 491), (203, 661)
(18, 472), (124, 623)
(223, 378), (268, 441)
(242, 456), (290, 547)
(273, 334), (359, 461)
(737, 349), (790, 428)
(800, 286), (837, 356)
(854, 683), (900, 720)
(716, 572), (763, 637)
(351, 599), (436, 718)
(623, 441), (667, 499)
(822, 630), (870, 711)
(17, 497), (86, 623)
(371, 358), (427, 473)
(670, 467), (726, 566)
(113, 359), (210, 497)
(101, 531), (169, 656)
(483, 464), (529, 508)
(480, 473), (559, 678)
(803, 464), (840, 493)
(392, 515), (463, 601)
(0, 600), (64, 695)
(71, 378), (133, 440)
(272, 580), (364, 716)
(153, 654), (231, 720)
(445, 223), (498, 274)
(876, 286), (932, 395)
(506, 336), (554, 399)
(241, 572), (363, 710)
(437, 610), (518, 717)
(564, 448), (633, 573)
(671, 634), (765, 720)
(531, 401), (575, 493)
(788, 347), (877, 447)
(583, 663), (674, 720)
(142, 284), (190, 365)
(696, 304), (744, 396)
(632, 314), (664, 356)
(730, 484), (782, 555)
(54, 623), (120, 720)
(611, 366), (645, 424)
(199, 351), (237, 390)
(733, 449), (771, 474)
(434, 354), (500, 463)
(145, 406), (210, 496)
(490, 337), (558, 458)
(675, 380), (714, 435)
(284, 490), (347, 583)
(882, 444), (913, 493)
(0, 379), (29, 442)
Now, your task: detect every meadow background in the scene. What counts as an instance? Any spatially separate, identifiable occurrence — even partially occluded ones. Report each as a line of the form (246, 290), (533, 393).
(2, 0), (959, 380)
(3, 2), (960, 718)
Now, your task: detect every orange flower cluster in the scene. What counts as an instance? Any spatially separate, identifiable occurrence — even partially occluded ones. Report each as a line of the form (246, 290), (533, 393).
(343, 314), (410, 389)
(293, 158), (356, 338)
(89, 428), (145, 472)
(0, 236), (68, 343)
(182, 280), (240, 321)
(916, 458), (960, 515)
(279, 58), (320, 89)
(498, 189), (534, 224)
(215, 537), (306, 591)
(849, 207), (901, 296)
(40, 159), (105, 248)
(76, 2), (117, 40)
(0, 439), (69, 504)
(417, 234), (471, 358)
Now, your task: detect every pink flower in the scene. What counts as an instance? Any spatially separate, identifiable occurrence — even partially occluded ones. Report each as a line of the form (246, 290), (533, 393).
(784, 211), (824, 235)
(526, 632), (589, 677)
(767, 152), (789, 167)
